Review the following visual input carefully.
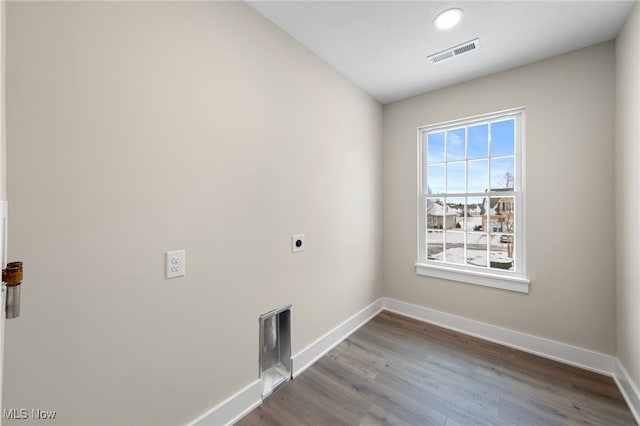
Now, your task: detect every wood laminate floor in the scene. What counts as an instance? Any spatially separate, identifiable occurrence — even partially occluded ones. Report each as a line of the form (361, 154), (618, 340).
(237, 312), (636, 426)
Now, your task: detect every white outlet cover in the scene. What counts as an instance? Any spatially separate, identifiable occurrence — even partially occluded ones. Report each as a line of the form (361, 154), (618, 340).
(292, 234), (305, 253)
(166, 250), (186, 279)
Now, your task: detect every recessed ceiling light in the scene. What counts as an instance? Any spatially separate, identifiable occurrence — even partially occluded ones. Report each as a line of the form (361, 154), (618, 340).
(433, 8), (463, 30)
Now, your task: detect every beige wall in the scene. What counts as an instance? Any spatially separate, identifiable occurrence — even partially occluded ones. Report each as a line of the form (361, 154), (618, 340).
(0, 0), (5, 200)
(3, 0), (636, 424)
(383, 42), (616, 354)
(616, 2), (640, 391)
(4, 2), (382, 425)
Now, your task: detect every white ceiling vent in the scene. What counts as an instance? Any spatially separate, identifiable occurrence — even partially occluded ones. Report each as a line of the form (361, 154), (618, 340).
(428, 38), (480, 64)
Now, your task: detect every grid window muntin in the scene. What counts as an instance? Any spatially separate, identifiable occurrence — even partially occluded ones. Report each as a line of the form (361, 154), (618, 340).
(418, 108), (526, 285)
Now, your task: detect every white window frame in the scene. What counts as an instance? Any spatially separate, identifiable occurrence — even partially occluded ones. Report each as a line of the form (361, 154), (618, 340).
(416, 107), (530, 293)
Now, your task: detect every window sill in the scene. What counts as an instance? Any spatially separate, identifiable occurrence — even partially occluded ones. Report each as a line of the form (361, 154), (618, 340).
(415, 263), (530, 293)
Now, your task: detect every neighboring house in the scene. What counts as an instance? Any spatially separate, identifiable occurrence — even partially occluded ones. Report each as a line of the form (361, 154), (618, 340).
(480, 193), (514, 233)
(427, 202), (460, 229)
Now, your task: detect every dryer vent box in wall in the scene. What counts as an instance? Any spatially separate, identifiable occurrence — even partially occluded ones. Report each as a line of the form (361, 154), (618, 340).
(259, 305), (292, 398)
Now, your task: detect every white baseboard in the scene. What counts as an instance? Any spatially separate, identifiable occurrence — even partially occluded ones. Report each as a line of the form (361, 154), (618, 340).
(613, 359), (640, 424)
(382, 297), (615, 376)
(189, 296), (640, 426)
(383, 297), (639, 425)
(187, 298), (384, 426)
(291, 298), (384, 377)
(189, 380), (262, 426)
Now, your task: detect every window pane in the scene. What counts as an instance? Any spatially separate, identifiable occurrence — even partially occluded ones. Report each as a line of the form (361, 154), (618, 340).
(467, 197), (486, 232)
(490, 234), (514, 271)
(419, 109), (524, 286)
(447, 162), (465, 193)
(445, 232), (465, 265)
(426, 197), (445, 230)
(447, 128), (466, 161)
(466, 232), (487, 267)
(427, 131), (445, 164)
(491, 119), (515, 156)
(468, 123), (488, 159)
(490, 157), (514, 190)
(427, 164), (445, 194)
(426, 230), (444, 261)
(446, 197), (464, 230)
(488, 196), (515, 233)
(468, 159), (488, 193)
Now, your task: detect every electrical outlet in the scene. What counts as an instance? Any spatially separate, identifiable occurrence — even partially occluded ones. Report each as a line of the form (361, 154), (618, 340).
(292, 234), (305, 253)
(166, 250), (185, 279)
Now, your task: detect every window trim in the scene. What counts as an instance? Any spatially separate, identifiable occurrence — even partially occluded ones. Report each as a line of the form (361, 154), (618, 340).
(416, 107), (529, 293)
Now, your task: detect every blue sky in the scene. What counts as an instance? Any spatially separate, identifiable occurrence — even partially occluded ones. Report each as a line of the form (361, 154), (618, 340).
(426, 118), (515, 193)
(469, 124), (488, 158)
(491, 120), (515, 157)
